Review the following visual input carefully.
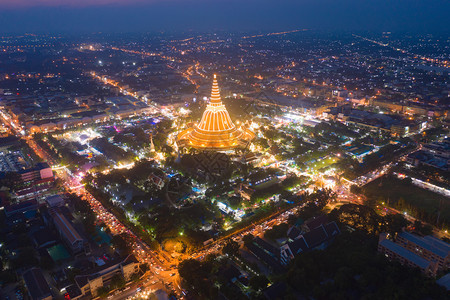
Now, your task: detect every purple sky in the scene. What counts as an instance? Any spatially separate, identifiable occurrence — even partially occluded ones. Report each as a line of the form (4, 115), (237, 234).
(0, 0), (448, 33)
(0, 0), (148, 7)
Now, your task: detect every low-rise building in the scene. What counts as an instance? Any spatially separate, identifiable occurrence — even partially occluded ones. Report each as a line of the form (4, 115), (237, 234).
(436, 273), (450, 291)
(407, 149), (449, 171)
(19, 162), (53, 183)
(236, 183), (255, 201)
(396, 231), (450, 271)
(4, 198), (39, 217)
(423, 139), (450, 159)
(246, 237), (285, 273)
(280, 221), (340, 265)
(50, 209), (86, 254)
(149, 173), (165, 190)
(378, 233), (439, 276)
(74, 255), (140, 297)
(46, 194), (65, 208)
(22, 267), (53, 300)
(14, 162), (54, 202)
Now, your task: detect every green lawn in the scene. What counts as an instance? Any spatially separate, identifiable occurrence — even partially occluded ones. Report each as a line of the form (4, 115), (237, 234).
(309, 156), (339, 171)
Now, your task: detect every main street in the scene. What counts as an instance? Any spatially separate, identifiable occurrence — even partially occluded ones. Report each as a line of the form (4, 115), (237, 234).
(17, 75), (446, 299)
(24, 131), (182, 298)
(26, 127), (450, 299)
(25, 123), (327, 299)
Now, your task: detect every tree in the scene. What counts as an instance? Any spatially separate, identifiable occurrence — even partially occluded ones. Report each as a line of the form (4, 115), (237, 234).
(383, 214), (409, 237)
(413, 220), (433, 236)
(69, 193), (92, 215)
(111, 234), (131, 255)
(12, 247), (38, 269)
(39, 256), (54, 270)
(227, 196), (241, 210)
(178, 259), (213, 296)
(264, 223), (289, 241)
(350, 185), (362, 194)
(110, 274), (126, 289)
(331, 204), (381, 233)
(140, 263), (149, 273)
(130, 272), (140, 283)
(0, 269), (16, 284)
(249, 275), (269, 291)
(242, 234), (254, 247)
(420, 224), (433, 236)
(96, 286), (111, 298)
(0, 172), (22, 190)
(221, 240), (240, 257)
(81, 213), (97, 235)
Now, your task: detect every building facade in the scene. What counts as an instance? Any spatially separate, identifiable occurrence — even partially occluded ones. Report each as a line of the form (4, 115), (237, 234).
(378, 232), (450, 276)
(75, 255), (140, 297)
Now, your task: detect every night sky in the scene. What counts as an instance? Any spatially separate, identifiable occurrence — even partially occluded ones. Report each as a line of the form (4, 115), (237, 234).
(0, 0), (449, 33)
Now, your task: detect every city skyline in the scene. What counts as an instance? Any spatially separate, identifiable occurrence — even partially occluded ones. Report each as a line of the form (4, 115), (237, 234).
(0, 2), (449, 299)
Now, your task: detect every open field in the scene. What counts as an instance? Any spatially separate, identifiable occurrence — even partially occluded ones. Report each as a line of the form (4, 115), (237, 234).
(362, 175), (450, 227)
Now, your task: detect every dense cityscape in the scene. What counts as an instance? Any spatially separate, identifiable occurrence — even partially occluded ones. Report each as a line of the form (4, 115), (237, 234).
(0, 2), (449, 300)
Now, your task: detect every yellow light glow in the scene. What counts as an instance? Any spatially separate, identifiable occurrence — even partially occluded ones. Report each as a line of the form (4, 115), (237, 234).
(176, 75), (254, 150)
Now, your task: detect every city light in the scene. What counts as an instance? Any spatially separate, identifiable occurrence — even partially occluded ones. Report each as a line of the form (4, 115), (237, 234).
(0, 20), (448, 300)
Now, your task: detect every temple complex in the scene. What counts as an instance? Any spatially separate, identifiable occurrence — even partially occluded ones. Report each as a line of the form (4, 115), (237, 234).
(177, 75), (254, 151)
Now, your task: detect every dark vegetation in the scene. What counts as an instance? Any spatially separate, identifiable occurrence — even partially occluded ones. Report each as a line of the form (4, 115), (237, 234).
(362, 175), (450, 228)
(179, 198), (448, 299)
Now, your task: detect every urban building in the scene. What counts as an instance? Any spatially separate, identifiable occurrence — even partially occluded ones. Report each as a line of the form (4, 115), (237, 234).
(149, 173), (165, 190)
(246, 237), (285, 273)
(378, 233), (439, 276)
(407, 138), (450, 171)
(22, 267), (53, 300)
(45, 194), (65, 208)
(280, 221), (340, 265)
(14, 162), (54, 201)
(396, 231), (450, 271)
(50, 209), (87, 254)
(422, 139), (450, 159)
(436, 273), (450, 291)
(4, 198), (38, 217)
(74, 255), (140, 297)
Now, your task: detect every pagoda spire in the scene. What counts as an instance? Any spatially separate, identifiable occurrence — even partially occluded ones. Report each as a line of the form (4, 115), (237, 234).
(209, 74), (222, 105)
(150, 133), (155, 152)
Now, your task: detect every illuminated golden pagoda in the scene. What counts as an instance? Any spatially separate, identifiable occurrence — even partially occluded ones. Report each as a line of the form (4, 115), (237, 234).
(177, 75), (254, 151)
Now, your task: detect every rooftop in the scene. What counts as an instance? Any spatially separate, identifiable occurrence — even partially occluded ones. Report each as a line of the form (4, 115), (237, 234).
(75, 254), (139, 288)
(398, 232), (450, 258)
(380, 239), (431, 269)
(51, 209), (83, 245)
(437, 273), (450, 291)
(22, 268), (52, 300)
